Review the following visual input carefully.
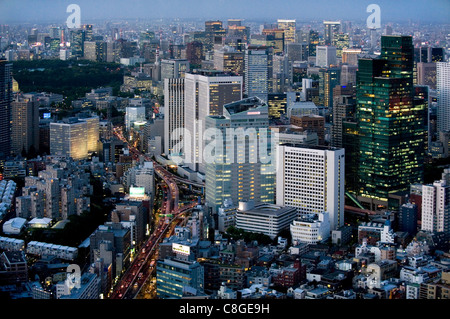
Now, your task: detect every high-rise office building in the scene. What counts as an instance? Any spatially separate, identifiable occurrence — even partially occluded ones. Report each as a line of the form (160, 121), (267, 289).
(323, 21), (341, 46)
(416, 62), (437, 90)
(308, 30), (320, 57)
(276, 143), (345, 231)
(355, 36), (426, 209)
(213, 47), (244, 76)
(437, 62), (450, 133)
(184, 70), (242, 173)
(205, 97), (275, 212)
(70, 28), (85, 58)
(0, 59), (12, 160)
(318, 67), (341, 112)
(11, 93), (39, 156)
(164, 78), (185, 156)
(277, 19), (296, 44)
(244, 45), (273, 102)
(83, 41), (107, 62)
(316, 46), (337, 68)
(261, 28), (285, 54)
(160, 59), (190, 81)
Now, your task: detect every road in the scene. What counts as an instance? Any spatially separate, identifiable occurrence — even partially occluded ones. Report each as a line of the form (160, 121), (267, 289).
(108, 126), (198, 299)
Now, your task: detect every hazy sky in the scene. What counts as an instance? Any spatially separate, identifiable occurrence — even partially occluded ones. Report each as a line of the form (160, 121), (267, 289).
(1, 0), (449, 23)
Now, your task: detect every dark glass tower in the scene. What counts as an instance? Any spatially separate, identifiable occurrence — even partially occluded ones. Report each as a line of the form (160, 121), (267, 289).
(355, 36), (425, 208)
(0, 59), (12, 160)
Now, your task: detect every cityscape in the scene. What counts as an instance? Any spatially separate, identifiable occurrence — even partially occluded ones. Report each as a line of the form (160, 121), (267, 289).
(0, 0), (449, 308)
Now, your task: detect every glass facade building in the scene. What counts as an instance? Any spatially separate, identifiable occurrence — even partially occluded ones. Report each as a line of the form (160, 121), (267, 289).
(355, 36), (426, 208)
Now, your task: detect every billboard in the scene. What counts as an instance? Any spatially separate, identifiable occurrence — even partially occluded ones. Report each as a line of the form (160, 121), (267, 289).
(129, 186), (145, 198)
(172, 243), (190, 256)
(43, 113), (51, 119)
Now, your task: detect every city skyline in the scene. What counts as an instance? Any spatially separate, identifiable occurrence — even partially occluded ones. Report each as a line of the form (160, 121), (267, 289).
(1, 0), (449, 23)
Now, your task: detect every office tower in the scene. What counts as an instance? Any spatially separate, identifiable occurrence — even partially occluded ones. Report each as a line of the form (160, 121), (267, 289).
(160, 59), (190, 81)
(316, 46), (337, 67)
(83, 41), (107, 62)
(308, 30), (320, 57)
(431, 48), (445, 62)
(417, 62), (437, 90)
(277, 19), (296, 44)
(290, 114), (325, 145)
(342, 48), (362, 66)
(156, 257), (204, 299)
(244, 45), (273, 102)
(184, 71), (242, 173)
(340, 64), (358, 86)
(205, 20), (226, 52)
(355, 36), (425, 209)
(323, 21), (341, 46)
(0, 59), (12, 160)
(276, 143), (345, 231)
(421, 180), (450, 238)
(437, 62), (450, 133)
(186, 41), (203, 66)
(70, 28), (85, 58)
(125, 106), (146, 132)
(286, 43), (308, 63)
(261, 28), (285, 54)
(11, 93), (39, 156)
(332, 33), (350, 58)
(213, 47), (244, 76)
(318, 67), (341, 112)
(50, 117), (99, 160)
(164, 78), (185, 156)
(204, 97), (274, 212)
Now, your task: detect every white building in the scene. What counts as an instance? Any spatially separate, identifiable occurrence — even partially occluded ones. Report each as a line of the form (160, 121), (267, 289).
(276, 144), (345, 231)
(315, 46), (337, 68)
(217, 199), (237, 232)
(235, 201), (297, 239)
(164, 78), (185, 156)
(290, 212), (330, 244)
(184, 71), (243, 174)
(437, 62), (450, 133)
(2, 217), (27, 235)
(421, 179), (450, 236)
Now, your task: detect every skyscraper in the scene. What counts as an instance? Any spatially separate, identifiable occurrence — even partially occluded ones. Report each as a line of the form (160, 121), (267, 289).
(323, 21), (341, 46)
(437, 62), (450, 133)
(355, 36), (426, 209)
(276, 143), (345, 231)
(244, 45), (273, 102)
(11, 93), (39, 156)
(204, 97), (274, 212)
(0, 59), (12, 160)
(316, 46), (337, 67)
(277, 19), (296, 44)
(164, 78), (185, 156)
(421, 180), (450, 238)
(184, 71), (243, 173)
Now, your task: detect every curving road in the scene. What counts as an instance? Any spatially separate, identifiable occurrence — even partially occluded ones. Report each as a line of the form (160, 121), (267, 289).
(109, 127), (198, 299)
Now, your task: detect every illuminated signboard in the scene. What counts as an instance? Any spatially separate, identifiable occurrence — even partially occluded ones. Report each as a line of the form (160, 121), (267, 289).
(172, 243), (190, 256)
(43, 113), (51, 119)
(129, 186), (145, 198)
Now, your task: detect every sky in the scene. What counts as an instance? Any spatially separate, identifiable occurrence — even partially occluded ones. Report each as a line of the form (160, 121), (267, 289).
(0, 0), (449, 24)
